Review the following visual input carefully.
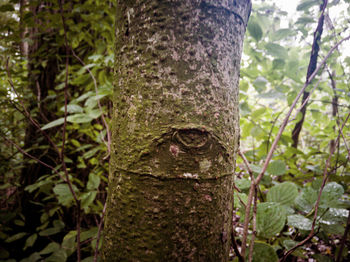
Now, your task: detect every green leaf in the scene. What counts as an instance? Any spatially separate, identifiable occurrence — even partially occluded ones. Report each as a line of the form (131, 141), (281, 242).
(87, 173), (101, 190)
(287, 214), (312, 231)
(53, 183), (78, 206)
(267, 182), (298, 206)
(45, 250), (67, 262)
(253, 76), (268, 91)
(297, 0), (319, 11)
(236, 178), (251, 191)
(267, 160), (287, 176)
(320, 182), (344, 208)
(39, 227), (61, 236)
(24, 234), (37, 250)
(248, 21), (263, 42)
(5, 232), (27, 243)
(295, 187), (318, 213)
(247, 242), (278, 262)
(39, 242), (60, 255)
(67, 114), (93, 124)
(60, 104), (84, 113)
(80, 191), (97, 212)
(80, 227), (98, 242)
(272, 28), (294, 41)
(265, 43), (288, 59)
(41, 118), (65, 130)
(257, 202), (286, 238)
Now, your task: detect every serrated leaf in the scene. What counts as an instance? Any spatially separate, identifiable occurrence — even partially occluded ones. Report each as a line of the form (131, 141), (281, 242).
(41, 118), (65, 130)
(248, 21), (263, 42)
(295, 187), (318, 213)
(267, 182), (298, 206)
(288, 214), (312, 231)
(267, 160), (287, 176)
(247, 242), (278, 262)
(257, 202), (286, 238)
(320, 182), (344, 208)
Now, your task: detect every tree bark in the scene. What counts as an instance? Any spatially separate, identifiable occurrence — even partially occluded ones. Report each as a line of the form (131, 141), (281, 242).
(103, 0), (251, 261)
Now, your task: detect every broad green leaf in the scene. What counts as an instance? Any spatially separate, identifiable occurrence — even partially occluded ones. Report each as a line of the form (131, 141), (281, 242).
(0, 4), (15, 12)
(295, 187), (318, 213)
(287, 214), (312, 231)
(235, 178), (251, 191)
(87, 173), (100, 190)
(312, 254), (332, 262)
(253, 76), (268, 91)
(53, 183), (78, 206)
(257, 202), (286, 238)
(265, 43), (288, 59)
(267, 160), (287, 176)
(248, 21), (263, 42)
(41, 118), (65, 130)
(272, 59), (285, 69)
(320, 182), (344, 208)
(247, 242), (278, 262)
(82, 256), (94, 262)
(267, 182), (298, 206)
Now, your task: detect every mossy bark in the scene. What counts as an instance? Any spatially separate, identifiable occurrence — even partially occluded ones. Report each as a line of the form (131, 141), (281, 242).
(103, 0), (251, 261)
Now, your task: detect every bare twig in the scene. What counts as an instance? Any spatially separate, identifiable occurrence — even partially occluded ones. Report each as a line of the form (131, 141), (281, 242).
(248, 187), (258, 262)
(94, 201), (108, 262)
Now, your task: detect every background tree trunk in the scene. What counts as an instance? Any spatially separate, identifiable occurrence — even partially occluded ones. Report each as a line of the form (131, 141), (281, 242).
(103, 0), (251, 261)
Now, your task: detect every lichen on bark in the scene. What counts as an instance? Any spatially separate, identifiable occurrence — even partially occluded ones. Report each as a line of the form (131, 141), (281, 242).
(103, 0), (251, 261)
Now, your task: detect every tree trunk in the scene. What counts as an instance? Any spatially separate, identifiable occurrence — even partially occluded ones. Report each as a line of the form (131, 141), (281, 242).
(103, 1), (251, 261)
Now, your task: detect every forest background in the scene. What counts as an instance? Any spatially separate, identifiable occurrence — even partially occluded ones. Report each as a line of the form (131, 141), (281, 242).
(0, 0), (349, 261)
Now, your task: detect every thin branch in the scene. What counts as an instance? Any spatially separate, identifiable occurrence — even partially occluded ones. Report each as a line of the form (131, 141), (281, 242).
(94, 201), (108, 262)
(240, 34), (350, 259)
(248, 187), (258, 262)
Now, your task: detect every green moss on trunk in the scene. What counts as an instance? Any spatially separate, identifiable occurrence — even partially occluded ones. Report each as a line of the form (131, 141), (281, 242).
(103, 0), (251, 260)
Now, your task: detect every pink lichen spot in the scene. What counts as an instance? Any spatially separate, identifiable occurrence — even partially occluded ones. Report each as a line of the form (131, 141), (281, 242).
(169, 144), (179, 157)
(204, 194), (212, 202)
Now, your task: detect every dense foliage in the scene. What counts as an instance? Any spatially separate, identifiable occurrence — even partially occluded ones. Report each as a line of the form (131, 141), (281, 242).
(0, 0), (349, 261)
